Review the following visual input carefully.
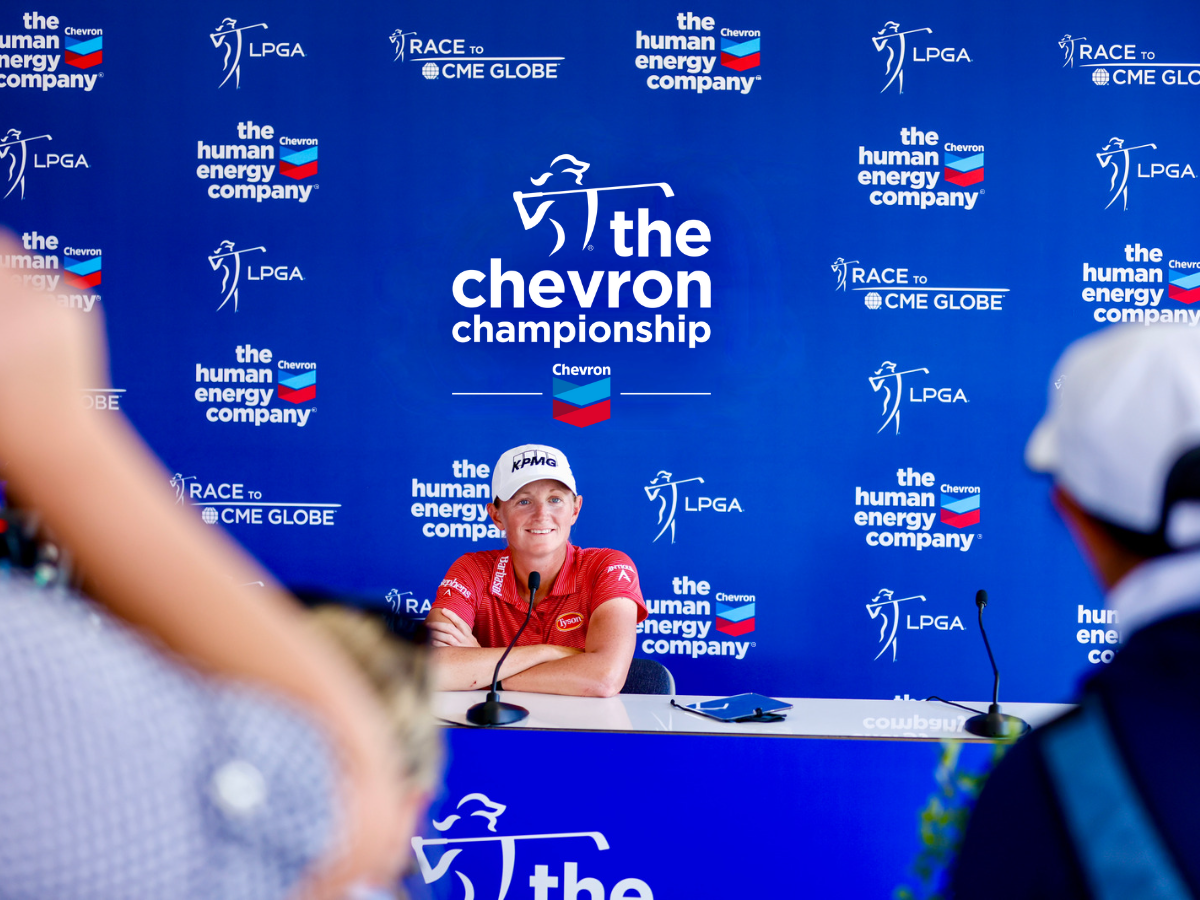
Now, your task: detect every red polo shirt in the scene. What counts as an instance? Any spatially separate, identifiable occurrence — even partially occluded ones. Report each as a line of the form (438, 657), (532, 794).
(432, 545), (647, 650)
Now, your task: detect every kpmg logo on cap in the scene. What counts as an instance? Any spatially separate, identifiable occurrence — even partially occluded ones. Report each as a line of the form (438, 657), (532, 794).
(553, 367), (610, 427)
(211, 18), (305, 89)
(511, 449), (558, 473)
(834, 256), (1009, 313)
(1096, 137), (1193, 211)
(633, 13), (761, 95)
(940, 485), (980, 528)
(872, 22), (971, 95)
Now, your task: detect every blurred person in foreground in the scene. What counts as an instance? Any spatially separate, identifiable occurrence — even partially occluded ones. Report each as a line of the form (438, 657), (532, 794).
(953, 324), (1200, 898)
(426, 444), (647, 697)
(0, 227), (436, 900)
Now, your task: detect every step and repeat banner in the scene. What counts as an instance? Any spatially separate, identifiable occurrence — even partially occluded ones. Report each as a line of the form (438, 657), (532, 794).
(4, 0), (1194, 703)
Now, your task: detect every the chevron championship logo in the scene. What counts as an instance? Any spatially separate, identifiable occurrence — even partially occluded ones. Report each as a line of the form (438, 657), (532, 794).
(63, 253), (101, 289)
(715, 598), (755, 636)
(944, 150), (984, 187)
(720, 35), (760, 71)
(552, 375), (610, 427)
(278, 365), (316, 403)
(1169, 269), (1200, 304)
(940, 489), (980, 528)
(64, 34), (102, 68)
(280, 141), (318, 180)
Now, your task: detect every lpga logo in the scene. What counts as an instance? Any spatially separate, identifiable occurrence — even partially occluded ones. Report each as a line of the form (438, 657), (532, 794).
(1097, 137), (1156, 211)
(210, 18), (267, 88)
(389, 28), (417, 61)
(0, 129), (52, 200)
(831, 257), (859, 291)
(208, 240), (265, 312)
(513, 154), (674, 256)
(866, 588), (925, 661)
(644, 471), (703, 543)
(1059, 34), (1087, 68)
(870, 362), (928, 435)
(872, 22), (930, 94)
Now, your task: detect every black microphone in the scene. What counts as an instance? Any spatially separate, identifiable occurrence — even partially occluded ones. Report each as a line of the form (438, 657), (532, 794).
(964, 589), (1031, 739)
(466, 571), (540, 726)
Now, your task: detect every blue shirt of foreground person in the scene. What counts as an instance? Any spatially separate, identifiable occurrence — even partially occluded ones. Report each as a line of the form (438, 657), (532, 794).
(426, 444), (647, 697)
(954, 325), (1200, 898)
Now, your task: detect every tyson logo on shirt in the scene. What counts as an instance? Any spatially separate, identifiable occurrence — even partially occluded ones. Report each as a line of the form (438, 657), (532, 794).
(556, 612), (585, 632)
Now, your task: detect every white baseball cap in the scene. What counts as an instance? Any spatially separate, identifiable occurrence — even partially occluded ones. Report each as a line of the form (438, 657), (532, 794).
(491, 444), (577, 502)
(1026, 324), (1200, 545)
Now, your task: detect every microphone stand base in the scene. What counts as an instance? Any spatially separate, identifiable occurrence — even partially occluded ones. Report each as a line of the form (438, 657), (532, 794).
(965, 706), (1031, 739)
(466, 694), (529, 727)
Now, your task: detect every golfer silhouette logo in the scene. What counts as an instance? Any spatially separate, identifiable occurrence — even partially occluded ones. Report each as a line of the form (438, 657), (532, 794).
(513, 155), (674, 256)
(411, 793), (610, 900)
(1058, 34), (1086, 68)
(389, 29), (417, 61)
(1097, 137), (1157, 211)
(830, 257), (859, 291)
(169, 474), (196, 505)
(211, 18), (268, 89)
(644, 470), (704, 544)
(0, 129), (53, 200)
(866, 589), (926, 661)
(208, 240), (266, 312)
(872, 21), (931, 94)
(869, 361), (929, 435)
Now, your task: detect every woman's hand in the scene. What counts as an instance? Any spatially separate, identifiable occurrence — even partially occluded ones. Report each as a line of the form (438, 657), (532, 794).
(426, 609), (482, 648)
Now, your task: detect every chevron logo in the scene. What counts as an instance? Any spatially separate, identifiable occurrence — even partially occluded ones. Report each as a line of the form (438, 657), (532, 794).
(1170, 269), (1200, 304)
(65, 35), (103, 69)
(63, 255), (101, 289)
(280, 144), (318, 180)
(720, 37), (760, 71)
(944, 151), (984, 187)
(278, 368), (316, 403)
(715, 600), (755, 636)
(552, 376), (610, 427)
(940, 492), (980, 528)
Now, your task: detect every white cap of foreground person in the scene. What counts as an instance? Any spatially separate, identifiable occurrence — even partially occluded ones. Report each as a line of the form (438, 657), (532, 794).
(1027, 324), (1200, 548)
(491, 444), (577, 502)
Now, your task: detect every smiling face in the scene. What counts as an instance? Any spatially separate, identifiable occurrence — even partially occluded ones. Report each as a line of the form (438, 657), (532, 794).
(489, 478), (582, 563)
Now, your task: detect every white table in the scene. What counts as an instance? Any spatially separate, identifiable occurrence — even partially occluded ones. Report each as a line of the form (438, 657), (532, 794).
(435, 691), (1074, 741)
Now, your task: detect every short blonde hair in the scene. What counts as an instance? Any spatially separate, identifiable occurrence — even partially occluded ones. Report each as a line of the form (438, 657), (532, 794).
(308, 606), (443, 795)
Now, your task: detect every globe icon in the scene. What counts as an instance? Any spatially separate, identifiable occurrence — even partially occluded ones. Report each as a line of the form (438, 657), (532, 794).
(1092, 68), (1110, 86)
(202, 507), (219, 525)
(422, 62), (439, 80)
(865, 291), (883, 310)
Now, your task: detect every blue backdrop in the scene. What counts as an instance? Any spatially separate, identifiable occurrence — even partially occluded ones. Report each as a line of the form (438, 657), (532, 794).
(5, 0), (1192, 701)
